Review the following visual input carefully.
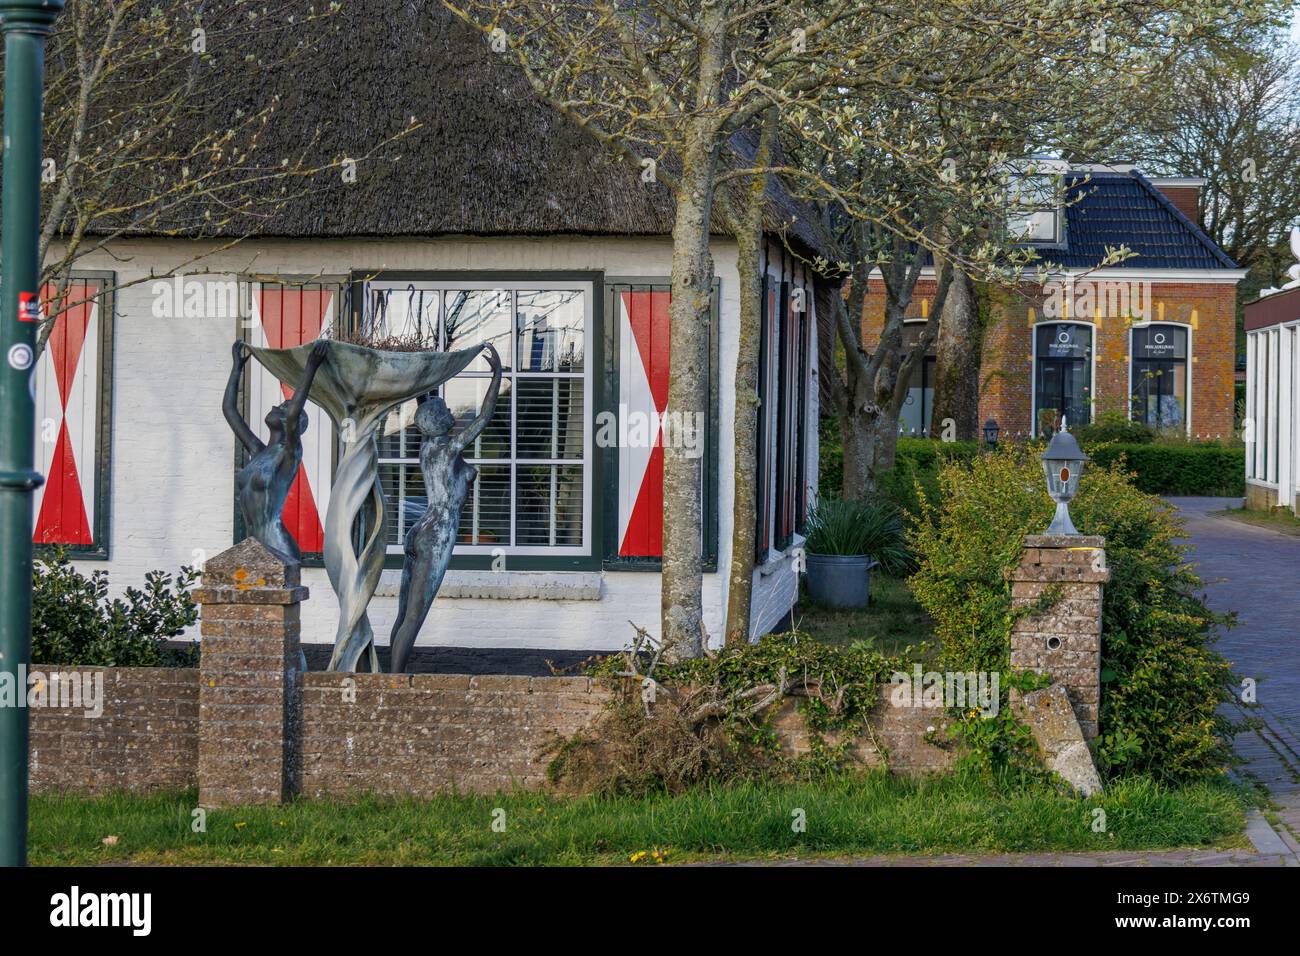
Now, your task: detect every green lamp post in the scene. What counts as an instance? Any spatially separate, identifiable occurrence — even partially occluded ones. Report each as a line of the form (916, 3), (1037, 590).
(0, 0), (63, 868)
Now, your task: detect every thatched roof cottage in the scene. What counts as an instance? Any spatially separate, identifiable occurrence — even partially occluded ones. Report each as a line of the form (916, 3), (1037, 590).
(35, 1), (827, 662)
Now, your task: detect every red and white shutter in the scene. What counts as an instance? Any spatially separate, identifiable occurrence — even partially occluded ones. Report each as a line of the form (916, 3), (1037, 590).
(33, 280), (103, 548)
(244, 283), (336, 554)
(616, 288), (672, 557)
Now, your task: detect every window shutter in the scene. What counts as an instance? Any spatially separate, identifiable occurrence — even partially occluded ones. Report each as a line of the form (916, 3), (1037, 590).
(33, 277), (113, 558)
(240, 281), (339, 557)
(795, 280), (811, 532)
(604, 281), (718, 567)
(755, 276), (775, 560)
(615, 286), (672, 557)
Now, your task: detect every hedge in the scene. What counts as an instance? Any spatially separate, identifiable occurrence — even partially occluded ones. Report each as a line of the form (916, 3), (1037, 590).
(822, 430), (1244, 505)
(871, 438), (1243, 514)
(1087, 443), (1244, 497)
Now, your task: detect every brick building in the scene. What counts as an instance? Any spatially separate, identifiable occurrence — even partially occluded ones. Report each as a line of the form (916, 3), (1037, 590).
(861, 166), (1245, 440)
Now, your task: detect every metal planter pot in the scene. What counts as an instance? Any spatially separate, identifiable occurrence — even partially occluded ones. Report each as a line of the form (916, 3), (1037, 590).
(805, 553), (879, 609)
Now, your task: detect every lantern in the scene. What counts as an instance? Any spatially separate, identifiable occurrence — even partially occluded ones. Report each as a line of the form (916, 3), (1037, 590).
(1041, 420), (1089, 535)
(982, 417), (1000, 448)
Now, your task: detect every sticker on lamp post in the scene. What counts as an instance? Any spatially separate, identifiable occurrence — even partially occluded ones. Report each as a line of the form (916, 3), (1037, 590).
(7, 343), (33, 371)
(17, 291), (40, 323)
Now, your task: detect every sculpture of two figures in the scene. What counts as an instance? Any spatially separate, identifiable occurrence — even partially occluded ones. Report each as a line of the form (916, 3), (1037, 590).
(223, 336), (501, 675)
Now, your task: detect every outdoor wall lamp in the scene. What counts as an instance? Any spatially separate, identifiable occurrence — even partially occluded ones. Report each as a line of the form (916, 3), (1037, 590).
(983, 418), (1000, 448)
(1041, 419), (1089, 535)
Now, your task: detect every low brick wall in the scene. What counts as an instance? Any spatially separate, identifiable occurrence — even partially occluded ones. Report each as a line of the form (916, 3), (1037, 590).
(299, 673), (607, 796)
(24, 537), (1106, 802)
(297, 675), (956, 796)
(769, 692), (956, 776)
(29, 667), (200, 794)
(26, 667), (954, 798)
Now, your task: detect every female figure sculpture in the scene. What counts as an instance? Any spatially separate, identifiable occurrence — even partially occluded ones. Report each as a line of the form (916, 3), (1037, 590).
(389, 342), (502, 673)
(223, 339), (330, 563)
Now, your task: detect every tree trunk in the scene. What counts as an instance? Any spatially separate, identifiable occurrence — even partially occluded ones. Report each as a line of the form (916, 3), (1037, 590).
(723, 114), (775, 649)
(660, 2), (726, 662)
(836, 245), (954, 499)
(930, 268), (982, 440)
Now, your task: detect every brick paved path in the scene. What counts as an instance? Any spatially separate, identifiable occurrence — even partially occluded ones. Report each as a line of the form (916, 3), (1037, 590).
(1165, 497), (1300, 864)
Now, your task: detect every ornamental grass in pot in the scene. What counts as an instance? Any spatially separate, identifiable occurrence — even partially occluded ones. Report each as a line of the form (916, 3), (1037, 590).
(803, 497), (908, 609)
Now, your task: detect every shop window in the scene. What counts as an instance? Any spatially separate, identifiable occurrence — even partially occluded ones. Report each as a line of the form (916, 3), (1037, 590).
(1033, 322), (1093, 436)
(1130, 325), (1189, 431)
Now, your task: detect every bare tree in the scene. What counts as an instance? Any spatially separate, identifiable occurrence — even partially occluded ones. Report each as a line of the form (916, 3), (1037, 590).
(24, 0), (413, 354)
(445, 0), (904, 659)
(1123, 32), (1300, 289)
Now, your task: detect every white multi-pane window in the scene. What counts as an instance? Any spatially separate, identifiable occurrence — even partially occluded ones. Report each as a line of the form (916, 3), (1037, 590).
(364, 279), (592, 557)
(1007, 173), (1062, 244)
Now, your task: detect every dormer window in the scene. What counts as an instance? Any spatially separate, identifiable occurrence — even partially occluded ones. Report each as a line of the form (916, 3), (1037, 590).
(1007, 159), (1067, 245)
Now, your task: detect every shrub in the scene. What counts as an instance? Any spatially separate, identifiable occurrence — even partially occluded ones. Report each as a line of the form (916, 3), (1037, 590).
(549, 632), (907, 795)
(805, 497), (909, 574)
(908, 444), (1235, 783)
(32, 549), (199, 667)
(877, 439), (982, 521)
(1086, 443), (1244, 496)
(878, 436), (1245, 510)
(818, 414), (843, 499)
(1075, 411), (1154, 445)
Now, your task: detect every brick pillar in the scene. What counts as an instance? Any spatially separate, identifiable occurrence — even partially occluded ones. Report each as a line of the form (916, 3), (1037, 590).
(1006, 534), (1109, 741)
(194, 538), (307, 807)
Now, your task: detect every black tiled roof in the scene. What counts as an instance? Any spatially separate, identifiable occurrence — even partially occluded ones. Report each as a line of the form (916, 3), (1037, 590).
(1040, 171), (1237, 271)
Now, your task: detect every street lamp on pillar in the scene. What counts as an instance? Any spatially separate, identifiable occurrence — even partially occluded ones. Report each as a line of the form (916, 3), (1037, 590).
(1041, 419), (1089, 535)
(982, 418), (1000, 448)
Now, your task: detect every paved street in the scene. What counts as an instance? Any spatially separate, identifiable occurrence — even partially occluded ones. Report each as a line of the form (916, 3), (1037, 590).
(1164, 497), (1300, 864)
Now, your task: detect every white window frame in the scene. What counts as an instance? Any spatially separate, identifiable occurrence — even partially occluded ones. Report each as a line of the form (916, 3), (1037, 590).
(367, 278), (594, 558)
(1246, 330), (1258, 482)
(1030, 320), (1097, 433)
(1127, 321), (1193, 437)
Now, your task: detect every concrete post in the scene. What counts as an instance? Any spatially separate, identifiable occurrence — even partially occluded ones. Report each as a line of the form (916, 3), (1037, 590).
(194, 538), (306, 807)
(1007, 534), (1109, 741)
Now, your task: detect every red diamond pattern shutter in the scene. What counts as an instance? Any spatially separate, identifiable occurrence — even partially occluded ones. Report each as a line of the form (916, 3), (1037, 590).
(616, 288), (672, 556)
(243, 282), (337, 555)
(33, 280), (104, 549)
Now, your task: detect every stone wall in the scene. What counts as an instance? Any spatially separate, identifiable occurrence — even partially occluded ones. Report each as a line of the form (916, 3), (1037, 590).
(29, 667), (199, 794)
(26, 665), (957, 799)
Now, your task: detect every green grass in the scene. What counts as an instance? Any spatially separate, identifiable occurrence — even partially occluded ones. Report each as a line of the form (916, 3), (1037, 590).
(29, 773), (1247, 866)
(1212, 506), (1300, 537)
(792, 574), (934, 657)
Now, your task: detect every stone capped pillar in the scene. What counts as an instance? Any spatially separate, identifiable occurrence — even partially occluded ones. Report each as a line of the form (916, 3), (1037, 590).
(193, 538), (307, 807)
(1006, 534), (1109, 741)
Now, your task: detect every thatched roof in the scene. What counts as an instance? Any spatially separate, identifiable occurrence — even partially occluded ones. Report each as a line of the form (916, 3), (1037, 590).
(57, 1), (831, 260)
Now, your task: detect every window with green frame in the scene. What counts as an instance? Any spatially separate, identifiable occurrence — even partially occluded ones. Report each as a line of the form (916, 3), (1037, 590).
(352, 275), (597, 568)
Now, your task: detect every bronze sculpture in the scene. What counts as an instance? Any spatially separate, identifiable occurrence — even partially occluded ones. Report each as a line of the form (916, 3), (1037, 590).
(248, 339), (481, 671)
(389, 342), (502, 673)
(223, 339), (330, 564)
